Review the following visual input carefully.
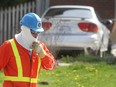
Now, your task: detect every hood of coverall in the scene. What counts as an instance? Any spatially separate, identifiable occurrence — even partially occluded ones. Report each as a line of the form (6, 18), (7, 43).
(15, 25), (38, 50)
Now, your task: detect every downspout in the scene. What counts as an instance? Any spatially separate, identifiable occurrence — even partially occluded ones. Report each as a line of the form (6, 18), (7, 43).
(36, 0), (49, 17)
(110, 0), (116, 56)
(36, 0), (42, 16)
(45, 0), (50, 9)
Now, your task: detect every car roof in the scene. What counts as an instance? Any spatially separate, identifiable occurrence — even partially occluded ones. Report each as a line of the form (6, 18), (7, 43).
(49, 5), (94, 10)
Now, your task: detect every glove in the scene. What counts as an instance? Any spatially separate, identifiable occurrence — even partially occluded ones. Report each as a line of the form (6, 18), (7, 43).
(32, 41), (46, 58)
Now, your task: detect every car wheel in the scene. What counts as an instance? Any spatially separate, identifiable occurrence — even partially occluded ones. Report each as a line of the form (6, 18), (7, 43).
(86, 48), (104, 58)
(99, 38), (112, 58)
(86, 48), (97, 56)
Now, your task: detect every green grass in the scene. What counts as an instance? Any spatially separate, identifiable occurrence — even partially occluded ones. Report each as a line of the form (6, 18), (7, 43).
(38, 62), (116, 87)
(0, 55), (116, 87)
(0, 71), (4, 87)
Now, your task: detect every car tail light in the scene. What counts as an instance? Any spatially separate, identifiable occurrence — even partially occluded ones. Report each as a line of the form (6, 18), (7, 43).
(42, 22), (52, 30)
(78, 22), (98, 32)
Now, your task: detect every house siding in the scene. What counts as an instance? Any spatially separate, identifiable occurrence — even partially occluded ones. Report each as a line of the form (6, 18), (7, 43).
(49, 0), (115, 20)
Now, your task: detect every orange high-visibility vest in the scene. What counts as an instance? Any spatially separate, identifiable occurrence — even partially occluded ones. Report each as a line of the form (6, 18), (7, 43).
(4, 39), (41, 83)
(0, 38), (56, 87)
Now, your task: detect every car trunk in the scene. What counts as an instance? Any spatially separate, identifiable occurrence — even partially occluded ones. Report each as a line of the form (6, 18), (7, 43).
(43, 17), (95, 34)
(41, 18), (98, 47)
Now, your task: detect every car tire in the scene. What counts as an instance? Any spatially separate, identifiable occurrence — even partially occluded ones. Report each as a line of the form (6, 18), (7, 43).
(86, 48), (104, 58)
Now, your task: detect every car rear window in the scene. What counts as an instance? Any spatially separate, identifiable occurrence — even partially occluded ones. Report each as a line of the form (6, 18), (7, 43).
(44, 8), (92, 18)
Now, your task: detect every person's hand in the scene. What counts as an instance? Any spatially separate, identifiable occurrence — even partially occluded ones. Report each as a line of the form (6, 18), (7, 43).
(32, 41), (46, 58)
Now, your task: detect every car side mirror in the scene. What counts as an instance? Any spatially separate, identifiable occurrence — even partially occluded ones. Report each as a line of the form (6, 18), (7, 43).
(102, 19), (113, 25)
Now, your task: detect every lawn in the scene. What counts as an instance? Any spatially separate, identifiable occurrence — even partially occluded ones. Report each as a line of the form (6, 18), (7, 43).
(0, 55), (116, 87)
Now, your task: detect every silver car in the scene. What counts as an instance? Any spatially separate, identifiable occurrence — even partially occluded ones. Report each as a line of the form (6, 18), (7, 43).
(40, 5), (112, 57)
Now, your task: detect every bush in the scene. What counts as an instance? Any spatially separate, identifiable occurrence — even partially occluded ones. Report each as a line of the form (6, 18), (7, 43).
(59, 54), (102, 63)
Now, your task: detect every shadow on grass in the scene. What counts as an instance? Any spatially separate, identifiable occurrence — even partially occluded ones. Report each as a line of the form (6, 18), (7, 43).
(38, 81), (49, 85)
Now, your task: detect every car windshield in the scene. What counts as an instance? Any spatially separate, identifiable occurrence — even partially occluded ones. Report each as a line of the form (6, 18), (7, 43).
(44, 8), (92, 18)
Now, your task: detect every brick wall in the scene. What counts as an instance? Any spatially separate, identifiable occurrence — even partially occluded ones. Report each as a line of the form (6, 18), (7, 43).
(50, 0), (115, 20)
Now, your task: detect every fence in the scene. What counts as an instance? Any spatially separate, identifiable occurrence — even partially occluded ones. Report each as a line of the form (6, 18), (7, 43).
(0, 0), (49, 44)
(0, 1), (36, 44)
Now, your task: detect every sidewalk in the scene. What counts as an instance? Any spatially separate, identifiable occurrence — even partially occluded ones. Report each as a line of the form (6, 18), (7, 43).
(57, 62), (72, 66)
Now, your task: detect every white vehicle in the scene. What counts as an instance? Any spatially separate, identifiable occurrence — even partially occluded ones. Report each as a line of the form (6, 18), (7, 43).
(40, 5), (112, 57)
